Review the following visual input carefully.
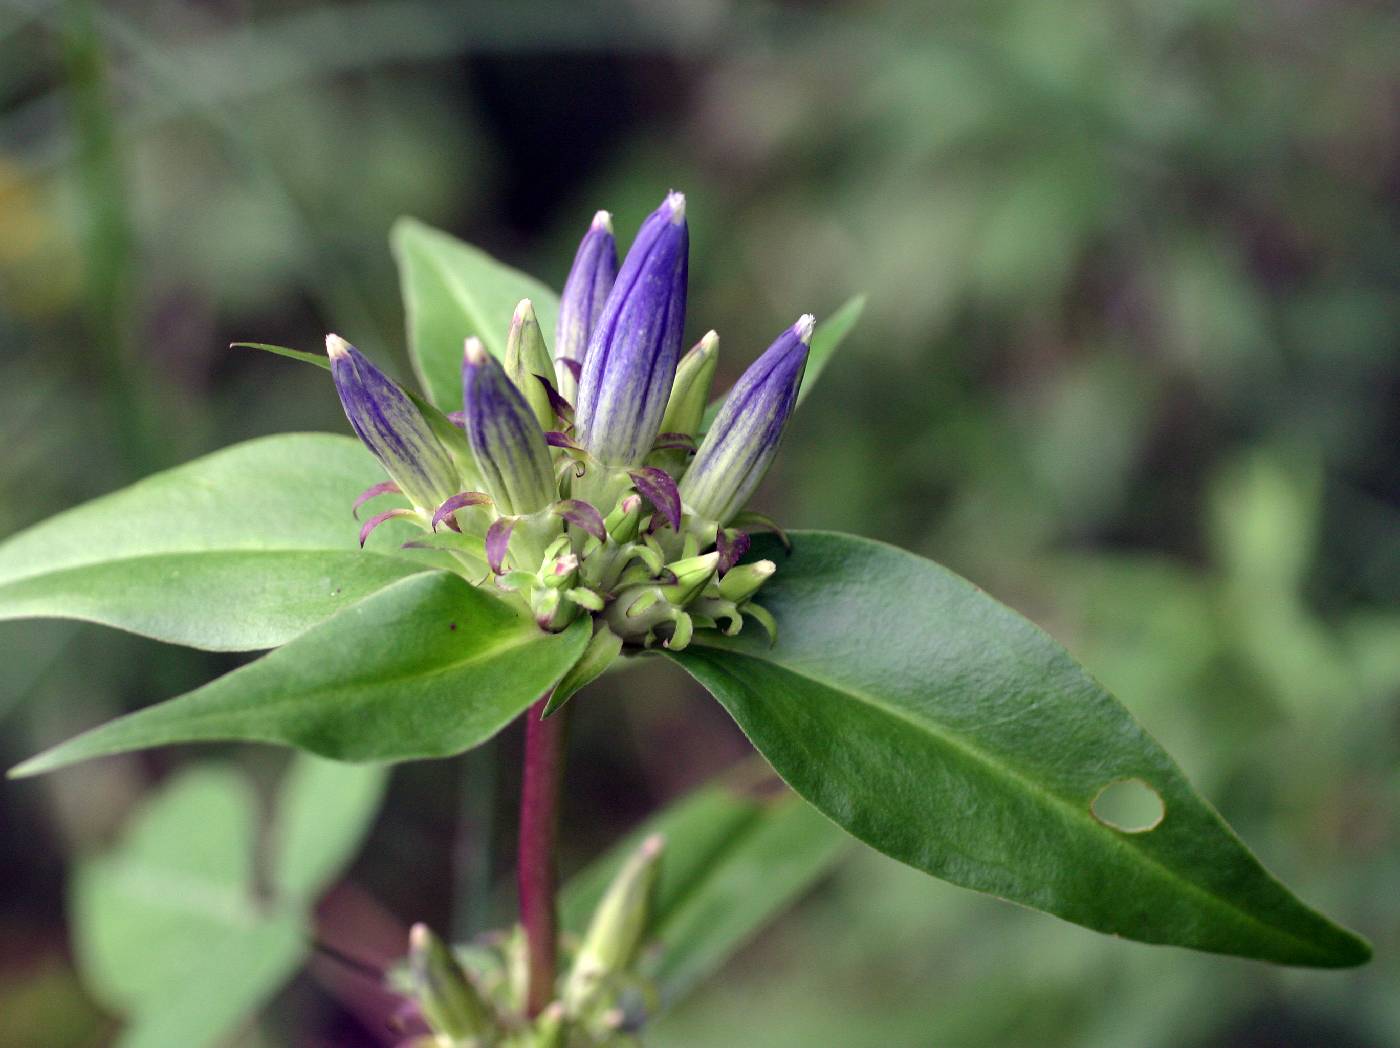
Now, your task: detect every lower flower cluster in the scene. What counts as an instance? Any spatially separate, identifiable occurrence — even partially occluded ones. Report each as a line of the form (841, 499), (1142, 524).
(328, 192), (811, 659)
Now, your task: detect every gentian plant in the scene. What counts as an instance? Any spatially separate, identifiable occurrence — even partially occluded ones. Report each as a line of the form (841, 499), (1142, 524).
(0, 192), (1369, 1046)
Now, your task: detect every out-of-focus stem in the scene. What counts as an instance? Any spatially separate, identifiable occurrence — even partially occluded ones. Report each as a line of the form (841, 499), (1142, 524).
(517, 695), (567, 1017)
(61, 0), (162, 477)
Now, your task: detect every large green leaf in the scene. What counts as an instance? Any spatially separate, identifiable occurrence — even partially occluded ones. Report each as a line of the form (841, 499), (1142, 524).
(0, 433), (430, 650)
(668, 531), (1370, 968)
(11, 573), (590, 776)
(563, 761), (849, 1003)
(73, 758), (387, 1047)
(72, 766), (306, 1048)
(392, 217), (561, 410)
(702, 294), (866, 430)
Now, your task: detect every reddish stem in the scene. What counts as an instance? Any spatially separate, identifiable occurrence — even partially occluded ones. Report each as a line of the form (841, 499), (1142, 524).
(518, 695), (567, 1017)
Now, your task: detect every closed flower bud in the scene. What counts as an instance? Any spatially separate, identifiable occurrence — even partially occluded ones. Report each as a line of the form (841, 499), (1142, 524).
(658, 330), (719, 439)
(718, 558), (776, 604)
(505, 299), (556, 430)
(575, 192), (689, 467)
(462, 338), (555, 516)
(408, 923), (493, 1040)
(564, 834), (664, 1017)
(555, 211), (618, 402)
(679, 315), (812, 524)
(658, 550), (720, 607)
(326, 334), (460, 511)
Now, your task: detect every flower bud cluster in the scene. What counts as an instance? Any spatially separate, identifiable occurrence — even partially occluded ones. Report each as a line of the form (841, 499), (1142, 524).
(328, 191), (814, 652)
(397, 835), (666, 1046)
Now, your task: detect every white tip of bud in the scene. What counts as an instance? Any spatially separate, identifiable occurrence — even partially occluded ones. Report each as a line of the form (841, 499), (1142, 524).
(640, 833), (665, 858)
(409, 922), (430, 949)
(621, 493), (643, 513)
(591, 210), (614, 233)
(698, 329), (720, 353)
(325, 333), (351, 359)
(753, 559), (777, 577)
(554, 554), (580, 575)
(665, 190), (686, 223)
(794, 314), (816, 344)
(514, 298), (534, 320)
(463, 337), (487, 365)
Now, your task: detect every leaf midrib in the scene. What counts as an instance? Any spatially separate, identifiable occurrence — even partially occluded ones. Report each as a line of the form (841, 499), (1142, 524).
(690, 645), (1334, 962)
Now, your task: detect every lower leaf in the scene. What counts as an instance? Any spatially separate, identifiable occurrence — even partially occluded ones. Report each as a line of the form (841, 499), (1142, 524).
(11, 573), (590, 776)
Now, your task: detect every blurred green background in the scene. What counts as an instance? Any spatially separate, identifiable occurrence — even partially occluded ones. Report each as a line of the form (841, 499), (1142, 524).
(1, 0), (1396, 1045)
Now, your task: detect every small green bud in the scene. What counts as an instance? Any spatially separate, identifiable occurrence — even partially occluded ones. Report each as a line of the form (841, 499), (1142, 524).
(658, 330), (719, 439)
(605, 493), (645, 543)
(534, 1002), (569, 1048)
(718, 558), (776, 604)
(408, 923), (493, 1041)
(505, 298), (557, 430)
(564, 834), (664, 1017)
(657, 551), (720, 606)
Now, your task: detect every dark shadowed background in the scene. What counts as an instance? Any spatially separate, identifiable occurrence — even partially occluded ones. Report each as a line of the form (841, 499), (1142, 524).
(1, 1), (1396, 1045)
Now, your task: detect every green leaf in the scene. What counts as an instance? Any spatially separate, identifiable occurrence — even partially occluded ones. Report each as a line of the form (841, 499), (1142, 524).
(0, 434), (431, 650)
(72, 757), (386, 1047)
(231, 341), (331, 371)
(667, 531), (1371, 968)
(702, 294), (866, 430)
(392, 217), (561, 410)
(271, 755), (389, 904)
(71, 766), (307, 1048)
(12, 573), (589, 776)
(562, 761), (848, 1003)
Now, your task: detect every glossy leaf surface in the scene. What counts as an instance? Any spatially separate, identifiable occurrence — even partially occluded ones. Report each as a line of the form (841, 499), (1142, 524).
(12, 573), (589, 776)
(668, 531), (1370, 968)
(563, 762), (848, 1002)
(0, 434), (428, 650)
(392, 217), (561, 410)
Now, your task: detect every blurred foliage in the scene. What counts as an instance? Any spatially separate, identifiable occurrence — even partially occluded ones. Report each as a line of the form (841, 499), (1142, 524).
(0, 0), (1395, 1045)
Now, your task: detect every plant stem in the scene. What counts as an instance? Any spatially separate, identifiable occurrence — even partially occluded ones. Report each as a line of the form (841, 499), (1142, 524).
(518, 696), (567, 1017)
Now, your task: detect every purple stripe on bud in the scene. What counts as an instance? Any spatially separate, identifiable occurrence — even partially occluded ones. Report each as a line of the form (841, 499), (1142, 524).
(327, 335), (460, 511)
(716, 527), (752, 574)
(431, 491), (493, 532)
(555, 211), (618, 401)
(679, 315), (813, 524)
(575, 192), (689, 466)
(359, 507), (415, 547)
(551, 499), (607, 542)
(628, 466), (682, 533)
(352, 480), (401, 520)
(485, 516), (516, 574)
(462, 338), (556, 516)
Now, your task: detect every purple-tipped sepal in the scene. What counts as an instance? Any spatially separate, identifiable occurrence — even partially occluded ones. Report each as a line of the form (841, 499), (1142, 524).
(574, 192), (689, 467)
(431, 491), (493, 532)
(327, 335), (461, 511)
(555, 211), (618, 402)
(628, 467), (681, 533)
(679, 315), (812, 525)
(462, 338), (556, 516)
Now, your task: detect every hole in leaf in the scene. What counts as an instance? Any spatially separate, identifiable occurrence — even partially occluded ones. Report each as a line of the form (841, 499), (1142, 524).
(1091, 778), (1164, 833)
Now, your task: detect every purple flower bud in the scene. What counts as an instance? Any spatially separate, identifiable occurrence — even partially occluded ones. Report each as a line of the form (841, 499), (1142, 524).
(679, 315), (813, 524)
(554, 211), (619, 402)
(326, 334), (460, 511)
(462, 338), (556, 516)
(575, 192), (689, 467)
